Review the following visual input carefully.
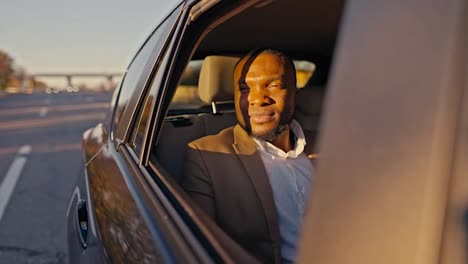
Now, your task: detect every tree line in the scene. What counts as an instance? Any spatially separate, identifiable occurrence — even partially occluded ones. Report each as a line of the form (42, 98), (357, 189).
(0, 49), (47, 91)
(0, 50), (14, 90)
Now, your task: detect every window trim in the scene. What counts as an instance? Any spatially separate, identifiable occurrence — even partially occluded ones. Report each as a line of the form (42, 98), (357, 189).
(109, 71), (127, 143)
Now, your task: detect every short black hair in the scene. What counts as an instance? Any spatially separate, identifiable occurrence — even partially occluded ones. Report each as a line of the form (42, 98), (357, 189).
(234, 48), (297, 88)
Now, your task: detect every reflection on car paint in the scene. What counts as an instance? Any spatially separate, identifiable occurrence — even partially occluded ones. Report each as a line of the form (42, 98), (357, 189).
(85, 125), (164, 263)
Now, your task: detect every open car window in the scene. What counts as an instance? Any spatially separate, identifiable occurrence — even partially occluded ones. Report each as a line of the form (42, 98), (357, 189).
(167, 57), (317, 117)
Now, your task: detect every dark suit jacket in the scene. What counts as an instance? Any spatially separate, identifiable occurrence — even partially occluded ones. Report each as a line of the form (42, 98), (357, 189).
(181, 124), (317, 264)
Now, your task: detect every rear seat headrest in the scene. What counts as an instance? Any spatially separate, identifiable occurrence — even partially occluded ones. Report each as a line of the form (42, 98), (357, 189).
(198, 56), (239, 104)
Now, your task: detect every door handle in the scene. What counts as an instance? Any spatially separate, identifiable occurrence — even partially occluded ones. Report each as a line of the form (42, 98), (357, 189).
(76, 199), (89, 249)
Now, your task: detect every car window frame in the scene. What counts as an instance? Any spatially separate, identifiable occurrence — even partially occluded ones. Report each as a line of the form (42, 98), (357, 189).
(107, 73), (126, 140)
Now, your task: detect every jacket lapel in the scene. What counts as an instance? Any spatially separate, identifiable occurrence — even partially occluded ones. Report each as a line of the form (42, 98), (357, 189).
(231, 125), (281, 260)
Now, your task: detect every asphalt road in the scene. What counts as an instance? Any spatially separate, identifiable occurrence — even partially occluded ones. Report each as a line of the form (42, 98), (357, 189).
(0, 90), (113, 264)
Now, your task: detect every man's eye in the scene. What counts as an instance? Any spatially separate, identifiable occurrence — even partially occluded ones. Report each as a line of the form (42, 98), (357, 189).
(268, 83), (280, 89)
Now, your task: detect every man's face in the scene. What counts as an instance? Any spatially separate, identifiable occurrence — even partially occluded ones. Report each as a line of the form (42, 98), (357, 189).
(234, 52), (296, 140)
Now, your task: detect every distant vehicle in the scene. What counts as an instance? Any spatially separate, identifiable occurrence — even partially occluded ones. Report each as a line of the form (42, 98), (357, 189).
(45, 87), (60, 94)
(66, 86), (80, 93)
(6, 86), (33, 94)
(66, 0), (467, 264)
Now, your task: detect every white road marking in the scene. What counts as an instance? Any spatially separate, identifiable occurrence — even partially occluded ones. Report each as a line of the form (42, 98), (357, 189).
(18, 145), (32, 155)
(39, 107), (48, 117)
(0, 145), (31, 223)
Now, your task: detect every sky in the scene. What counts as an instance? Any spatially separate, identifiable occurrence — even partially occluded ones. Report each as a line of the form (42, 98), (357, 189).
(1, 0), (179, 86)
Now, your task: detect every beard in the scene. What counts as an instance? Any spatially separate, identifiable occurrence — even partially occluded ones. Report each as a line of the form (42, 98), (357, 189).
(250, 122), (290, 142)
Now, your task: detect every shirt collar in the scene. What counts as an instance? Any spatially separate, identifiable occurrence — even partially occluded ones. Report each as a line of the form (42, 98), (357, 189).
(253, 119), (307, 159)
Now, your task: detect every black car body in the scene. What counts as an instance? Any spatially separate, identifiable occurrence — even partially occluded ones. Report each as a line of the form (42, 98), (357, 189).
(67, 0), (468, 263)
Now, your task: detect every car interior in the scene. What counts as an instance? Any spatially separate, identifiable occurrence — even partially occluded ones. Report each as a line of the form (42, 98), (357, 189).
(152, 0), (345, 183)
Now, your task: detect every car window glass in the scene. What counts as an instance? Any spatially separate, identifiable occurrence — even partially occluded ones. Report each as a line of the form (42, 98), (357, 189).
(113, 36), (158, 134)
(112, 22), (173, 137)
(127, 7), (181, 155)
(132, 52), (171, 154)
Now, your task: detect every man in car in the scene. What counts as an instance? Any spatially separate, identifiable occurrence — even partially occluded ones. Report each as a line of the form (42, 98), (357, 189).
(182, 48), (316, 264)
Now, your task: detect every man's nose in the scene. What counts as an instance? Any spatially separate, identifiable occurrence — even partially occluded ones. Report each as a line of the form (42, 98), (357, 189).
(248, 87), (271, 106)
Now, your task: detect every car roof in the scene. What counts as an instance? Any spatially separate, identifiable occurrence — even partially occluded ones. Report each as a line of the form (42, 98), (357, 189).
(194, 0), (344, 63)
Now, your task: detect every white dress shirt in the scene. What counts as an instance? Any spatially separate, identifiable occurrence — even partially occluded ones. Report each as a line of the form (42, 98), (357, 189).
(252, 119), (314, 264)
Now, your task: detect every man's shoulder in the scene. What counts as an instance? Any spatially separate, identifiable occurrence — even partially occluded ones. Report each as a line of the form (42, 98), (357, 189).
(188, 125), (236, 152)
